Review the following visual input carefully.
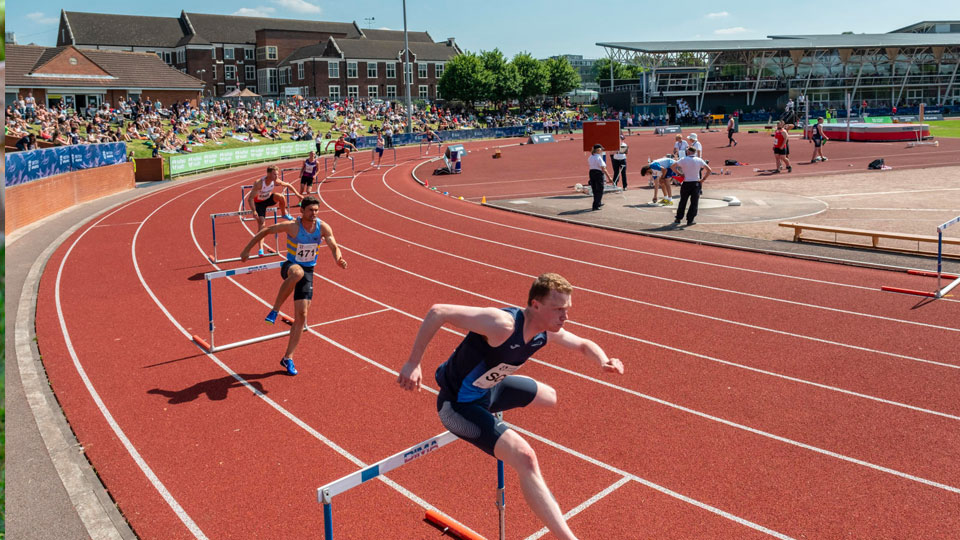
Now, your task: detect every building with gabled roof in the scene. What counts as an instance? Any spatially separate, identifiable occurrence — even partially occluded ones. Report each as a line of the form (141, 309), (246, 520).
(52, 10), (459, 99)
(5, 43), (204, 111)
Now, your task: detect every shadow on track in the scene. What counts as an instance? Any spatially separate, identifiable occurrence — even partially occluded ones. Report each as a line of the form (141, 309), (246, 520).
(147, 371), (285, 404)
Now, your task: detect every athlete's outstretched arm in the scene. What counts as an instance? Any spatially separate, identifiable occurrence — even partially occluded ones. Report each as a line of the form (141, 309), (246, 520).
(321, 222), (347, 269)
(240, 221), (296, 261)
(547, 329), (623, 374)
(397, 305), (514, 392)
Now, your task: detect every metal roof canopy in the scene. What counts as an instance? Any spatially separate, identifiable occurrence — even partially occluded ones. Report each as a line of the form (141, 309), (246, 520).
(598, 33), (960, 54)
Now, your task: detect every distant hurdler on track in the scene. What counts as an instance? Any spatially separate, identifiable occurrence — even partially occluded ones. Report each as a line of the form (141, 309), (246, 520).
(246, 165), (302, 256)
(398, 273), (624, 540)
(241, 195), (347, 375)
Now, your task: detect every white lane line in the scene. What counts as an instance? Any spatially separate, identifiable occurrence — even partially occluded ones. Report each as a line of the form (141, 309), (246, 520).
(523, 477), (633, 540)
(56, 182), (247, 539)
(319, 185), (960, 371)
(816, 187), (960, 198)
(189, 173), (794, 537)
(312, 308), (392, 327)
(349, 174), (959, 333)
(304, 253), (960, 496)
(379, 166), (959, 302)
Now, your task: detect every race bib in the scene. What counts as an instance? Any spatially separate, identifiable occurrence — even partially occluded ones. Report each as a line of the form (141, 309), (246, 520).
(472, 363), (520, 389)
(296, 243), (318, 263)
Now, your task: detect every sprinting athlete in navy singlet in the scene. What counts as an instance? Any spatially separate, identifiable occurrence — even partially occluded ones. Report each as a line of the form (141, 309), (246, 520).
(398, 274), (624, 540)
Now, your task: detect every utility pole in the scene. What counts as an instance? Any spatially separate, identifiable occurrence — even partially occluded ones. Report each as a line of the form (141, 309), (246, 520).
(402, 0), (413, 133)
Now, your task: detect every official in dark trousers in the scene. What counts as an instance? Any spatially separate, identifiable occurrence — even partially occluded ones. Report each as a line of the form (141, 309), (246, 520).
(670, 146), (712, 226)
(587, 144), (613, 211)
(611, 141), (628, 189)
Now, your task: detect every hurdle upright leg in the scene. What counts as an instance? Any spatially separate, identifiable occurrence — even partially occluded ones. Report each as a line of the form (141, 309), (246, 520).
(496, 413), (506, 540)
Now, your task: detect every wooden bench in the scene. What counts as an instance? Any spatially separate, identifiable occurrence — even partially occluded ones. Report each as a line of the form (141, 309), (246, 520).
(779, 222), (960, 258)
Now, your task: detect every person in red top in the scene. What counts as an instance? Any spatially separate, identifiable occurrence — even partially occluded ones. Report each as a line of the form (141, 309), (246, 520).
(772, 121), (792, 173)
(330, 134), (357, 173)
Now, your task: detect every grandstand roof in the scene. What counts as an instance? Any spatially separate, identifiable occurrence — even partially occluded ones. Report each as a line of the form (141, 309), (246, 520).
(598, 33), (960, 53)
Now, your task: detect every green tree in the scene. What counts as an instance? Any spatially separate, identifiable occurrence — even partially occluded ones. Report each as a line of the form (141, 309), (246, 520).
(544, 56), (581, 98)
(438, 52), (490, 109)
(512, 52), (549, 104)
(592, 58), (636, 85)
(480, 48), (521, 106)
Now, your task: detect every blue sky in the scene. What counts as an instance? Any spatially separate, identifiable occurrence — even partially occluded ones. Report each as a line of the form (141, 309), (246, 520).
(7, 1), (960, 59)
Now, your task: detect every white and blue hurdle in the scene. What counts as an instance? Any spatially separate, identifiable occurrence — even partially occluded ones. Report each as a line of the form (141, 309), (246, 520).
(935, 216), (960, 298)
(239, 184), (296, 222)
(318, 414), (507, 540)
(192, 260), (296, 353)
(207, 209), (281, 264)
(419, 139), (443, 156)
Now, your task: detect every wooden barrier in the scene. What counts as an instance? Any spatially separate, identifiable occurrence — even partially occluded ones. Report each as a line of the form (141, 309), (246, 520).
(779, 222), (960, 258)
(133, 157), (164, 182)
(5, 162), (136, 233)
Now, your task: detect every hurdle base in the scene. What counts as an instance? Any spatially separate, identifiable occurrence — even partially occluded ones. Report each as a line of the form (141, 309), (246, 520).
(192, 335), (211, 352)
(424, 510), (487, 540)
(880, 286), (937, 298)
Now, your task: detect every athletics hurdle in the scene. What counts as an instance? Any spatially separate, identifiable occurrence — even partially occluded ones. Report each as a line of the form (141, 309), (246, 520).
(208, 209), (281, 263)
(419, 139), (443, 156)
(324, 155), (355, 179)
(240, 184), (296, 221)
(192, 260), (296, 353)
(908, 104), (939, 148)
(369, 146), (397, 167)
(318, 415), (507, 540)
(881, 215), (960, 299)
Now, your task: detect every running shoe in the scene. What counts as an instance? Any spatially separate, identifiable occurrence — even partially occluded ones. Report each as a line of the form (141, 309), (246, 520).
(283, 213), (294, 221)
(787, 166), (793, 173)
(258, 248), (265, 257)
(821, 157), (828, 161)
(281, 358), (298, 376)
(265, 310), (278, 324)
(661, 198), (674, 206)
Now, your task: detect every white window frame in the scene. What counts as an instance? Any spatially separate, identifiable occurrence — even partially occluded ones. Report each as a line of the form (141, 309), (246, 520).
(224, 47), (235, 60)
(329, 85), (341, 100)
(435, 62), (444, 78)
(245, 65), (256, 80)
(404, 63), (413, 84)
(367, 85), (379, 98)
(386, 63), (397, 78)
(245, 48), (255, 61)
(347, 85), (359, 98)
(212, 65), (217, 80)
(347, 61), (358, 78)
(435, 86), (441, 99)
(418, 63), (428, 79)
(328, 61), (340, 78)
(257, 68), (278, 95)
(212, 47), (216, 59)
(256, 46), (278, 61)
(386, 85), (397, 98)
(225, 85), (236, 93)
(367, 62), (378, 78)
(906, 88), (923, 101)
(419, 85), (429, 99)
(298, 63), (305, 80)
(225, 65), (237, 81)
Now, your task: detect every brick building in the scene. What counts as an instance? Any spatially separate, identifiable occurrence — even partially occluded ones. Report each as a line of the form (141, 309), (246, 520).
(5, 44), (204, 110)
(55, 10), (460, 99)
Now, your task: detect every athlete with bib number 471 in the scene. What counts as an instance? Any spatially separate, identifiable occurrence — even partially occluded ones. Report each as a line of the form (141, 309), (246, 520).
(397, 273), (623, 540)
(240, 195), (348, 375)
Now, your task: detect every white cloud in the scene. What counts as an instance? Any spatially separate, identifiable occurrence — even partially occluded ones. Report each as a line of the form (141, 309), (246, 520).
(714, 27), (749, 35)
(232, 7), (277, 17)
(706, 11), (729, 18)
(27, 12), (59, 25)
(271, 0), (322, 14)
(378, 27), (392, 30)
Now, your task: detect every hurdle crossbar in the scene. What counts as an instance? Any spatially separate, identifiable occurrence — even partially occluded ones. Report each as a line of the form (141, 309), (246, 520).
(936, 216), (960, 298)
(419, 140), (443, 156)
(318, 429), (501, 540)
(208, 208), (281, 263)
(195, 260), (289, 352)
(369, 146), (397, 167)
(240, 185), (296, 222)
(324, 155), (355, 178)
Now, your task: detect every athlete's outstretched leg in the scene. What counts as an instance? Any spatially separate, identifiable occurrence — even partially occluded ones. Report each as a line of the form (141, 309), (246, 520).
(282, 298), (310, 359)
(494, 430), (577, 540)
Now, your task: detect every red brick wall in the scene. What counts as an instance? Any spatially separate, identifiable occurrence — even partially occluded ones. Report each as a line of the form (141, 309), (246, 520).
(5, 162), (136, 233)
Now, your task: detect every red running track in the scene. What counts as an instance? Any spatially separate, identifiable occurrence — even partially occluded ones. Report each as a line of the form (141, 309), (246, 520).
(35, 141), (960, 539)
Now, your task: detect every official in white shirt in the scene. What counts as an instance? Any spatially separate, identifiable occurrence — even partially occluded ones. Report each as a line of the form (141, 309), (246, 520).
(669, 147), (713, 226)
(587, 144), (613, 211)
(611, 141), (628, 189)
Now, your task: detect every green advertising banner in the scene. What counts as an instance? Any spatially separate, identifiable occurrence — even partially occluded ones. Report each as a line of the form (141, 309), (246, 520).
(168, 141), (315, 177)
(864, 116), (893, 123)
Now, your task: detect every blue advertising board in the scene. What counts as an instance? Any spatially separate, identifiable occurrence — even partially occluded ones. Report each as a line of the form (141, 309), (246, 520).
(5, 142), (128, 187)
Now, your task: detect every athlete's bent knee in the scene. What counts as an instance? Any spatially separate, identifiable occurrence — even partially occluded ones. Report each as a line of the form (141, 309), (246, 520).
(534, 383), (557, 408)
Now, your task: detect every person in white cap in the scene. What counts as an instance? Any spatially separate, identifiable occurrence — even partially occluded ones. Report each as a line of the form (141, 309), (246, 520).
(686, 133), (703, 158)
(611, 140), (629, 189)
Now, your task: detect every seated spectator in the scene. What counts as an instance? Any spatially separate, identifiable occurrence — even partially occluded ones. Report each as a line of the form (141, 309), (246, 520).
(16, 133), (38, 151)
